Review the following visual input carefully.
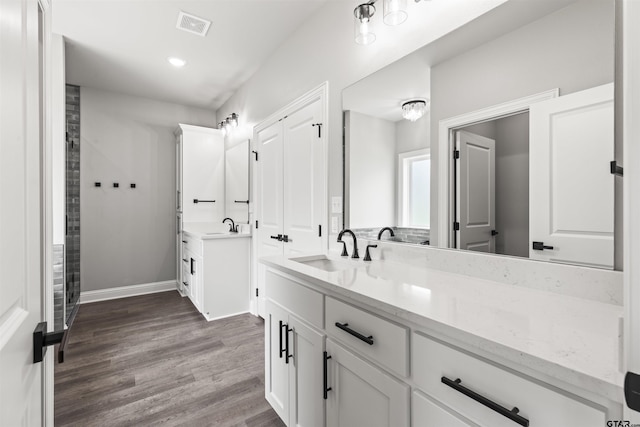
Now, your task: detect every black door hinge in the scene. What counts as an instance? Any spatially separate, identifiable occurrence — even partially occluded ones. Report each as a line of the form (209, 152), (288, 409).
(453, 150), (460, 160)
(625, 371), (640, 411)
(256, 288), (259, 297)
(611, 160), (623, 177)
(453, 221), (460, 231)
(312, 123), (323, 138)
(252, 150), (258, 161)
(255, 220), (259, 229)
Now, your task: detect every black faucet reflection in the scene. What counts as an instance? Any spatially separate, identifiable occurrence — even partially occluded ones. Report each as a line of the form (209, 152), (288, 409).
(377, 227), (395, 240)
(337, 229), (359, 259)
(222, 218), (237, 232)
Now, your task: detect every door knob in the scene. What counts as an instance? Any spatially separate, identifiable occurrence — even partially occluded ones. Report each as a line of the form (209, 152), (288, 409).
(491, 230), (499, 236)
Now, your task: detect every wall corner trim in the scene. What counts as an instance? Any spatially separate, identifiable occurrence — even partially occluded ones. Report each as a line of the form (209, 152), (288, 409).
(80, 280), (178, 304)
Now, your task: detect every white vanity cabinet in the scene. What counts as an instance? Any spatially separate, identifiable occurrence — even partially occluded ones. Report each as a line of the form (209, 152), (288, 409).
(182, 230), (250, 320)
(262, 265), (619, 427)
(265, 272), (325, 427)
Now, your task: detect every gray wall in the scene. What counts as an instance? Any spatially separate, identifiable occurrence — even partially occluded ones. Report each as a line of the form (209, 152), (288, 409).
(396, 112), (430, 154)
(346, 111), (396, 228)
(429, 0), (614, 245)
(80, 87), (216, 291)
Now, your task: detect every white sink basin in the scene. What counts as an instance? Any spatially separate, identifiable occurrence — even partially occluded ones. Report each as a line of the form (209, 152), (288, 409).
(292, 255), (356, 272)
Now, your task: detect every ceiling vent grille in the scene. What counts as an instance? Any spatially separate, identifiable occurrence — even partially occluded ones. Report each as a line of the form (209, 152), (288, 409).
(176, 11), (211, 37)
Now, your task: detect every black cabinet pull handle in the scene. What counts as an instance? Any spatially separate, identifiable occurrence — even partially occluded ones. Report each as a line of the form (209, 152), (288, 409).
(182, 258), (188, 263)
(285, 326), (293, 364)
(279, 321), (286, 359)
(335, 322), (374, 345)
(190, 258), (195, 275)
(193, 199), (215, 204)
(234, 200), (249, 204)
(182, 240), (187, 243)
(441, 377), (529, 427)
(323, 351), (332, 399)
(532, 241), (554, 251)
(182, 281), (188, 287)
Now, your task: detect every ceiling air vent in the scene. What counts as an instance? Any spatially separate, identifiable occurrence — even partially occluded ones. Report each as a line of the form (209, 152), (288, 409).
(176, 11), (211, 37)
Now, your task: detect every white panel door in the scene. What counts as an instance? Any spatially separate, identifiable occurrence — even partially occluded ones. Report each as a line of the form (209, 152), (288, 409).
(289, 315), (325, 427)
(0, 0), (45, 424)
(283, 98), (324, 256)
(529, 83), (614, 268)
(325, 339), (409, 427)
(265, 300), (290, 425)
(256, 120), (284, 317)
(456, 131), (496, 253)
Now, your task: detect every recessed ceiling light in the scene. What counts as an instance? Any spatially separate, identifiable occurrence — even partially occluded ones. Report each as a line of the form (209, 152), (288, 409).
(168, 57), (186, 68)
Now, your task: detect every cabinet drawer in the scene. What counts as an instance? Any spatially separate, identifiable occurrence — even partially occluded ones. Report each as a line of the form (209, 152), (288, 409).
(326, 297), (408, 377)
(412, 332), (606, 427)
(266, 270), (323, 329)
(182, 233), (202, 256)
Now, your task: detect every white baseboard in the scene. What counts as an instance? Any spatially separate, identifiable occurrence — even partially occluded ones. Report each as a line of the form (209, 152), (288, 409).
(80, 280), (178, 304)
(202, 310), (250, 322)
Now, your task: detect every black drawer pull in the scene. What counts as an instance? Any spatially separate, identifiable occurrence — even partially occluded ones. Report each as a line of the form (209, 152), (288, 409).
(182, 281), (189, 287)
(335, 322), (374, 345)
(441, 377), (529, 427)
(323, 351), (332, 399)
(182, 258), (188, 263)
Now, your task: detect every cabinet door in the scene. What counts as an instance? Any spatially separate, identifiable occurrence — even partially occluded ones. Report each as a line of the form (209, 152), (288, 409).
(289, 315), (325, 427)
(413, 391), (474, 427)
(325, 339), (409, 427)
(282, 98), (325, 256)
(191, 255), (203, 311)
(265, 300), (290, 425)
(181, 258), (191, 299)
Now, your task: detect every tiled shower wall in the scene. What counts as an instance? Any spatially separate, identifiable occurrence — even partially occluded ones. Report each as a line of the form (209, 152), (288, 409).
(65, 84), (80, 321)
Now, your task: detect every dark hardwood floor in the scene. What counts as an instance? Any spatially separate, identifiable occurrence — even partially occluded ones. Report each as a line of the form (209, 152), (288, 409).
(55, 291), (285, 427)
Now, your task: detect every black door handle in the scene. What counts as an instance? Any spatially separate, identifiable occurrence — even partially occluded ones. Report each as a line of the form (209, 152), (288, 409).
(532, 241), (554, 251)
(323, 351), (332, 399)
(491, 230), (499, 236)
(442, 377), (529, 427)
(282, 235), (292, 243)
(271, 234), (283, 241)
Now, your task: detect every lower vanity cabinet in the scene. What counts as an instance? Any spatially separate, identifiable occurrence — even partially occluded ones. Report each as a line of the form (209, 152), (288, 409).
(325, 338), (410, 427)
(265, 300), (325, 427)
(412, 390), (474, 427)
(183, 249), (203, 311)
(412, 332), (607, 427)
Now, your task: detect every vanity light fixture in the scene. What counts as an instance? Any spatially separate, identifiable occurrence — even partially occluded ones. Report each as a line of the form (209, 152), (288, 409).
(353, 0), (425, 44)
(383, 0), (408, 25)
(401, 99), (428, 121)
(218, 113), (239, 136)
(167, 57), (186, 67)
(354, 3), (377, 45)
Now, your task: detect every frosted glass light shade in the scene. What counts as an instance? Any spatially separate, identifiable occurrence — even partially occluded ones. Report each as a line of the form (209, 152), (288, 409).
(402, 100), (428, 122)
(383, 0), (407, 26)
(354, 3), (376, 45)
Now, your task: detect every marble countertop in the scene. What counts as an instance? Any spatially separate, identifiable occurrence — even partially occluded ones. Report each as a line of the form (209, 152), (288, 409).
(260, 253), (624, 402)
(183, 222), (251, 240)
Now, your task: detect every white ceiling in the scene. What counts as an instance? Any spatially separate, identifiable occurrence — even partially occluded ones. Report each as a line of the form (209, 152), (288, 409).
(52, 0), (328, 111)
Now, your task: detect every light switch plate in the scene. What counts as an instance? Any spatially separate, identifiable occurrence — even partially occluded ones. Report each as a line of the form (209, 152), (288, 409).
(331, 196), (343, 214)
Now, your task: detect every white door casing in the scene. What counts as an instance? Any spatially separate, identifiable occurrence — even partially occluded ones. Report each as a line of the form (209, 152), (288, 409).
(283, 97), (324, 256)
(529, 83), (614, 269)
(0, 0), (47, 424)
(456, 131), (496, 253)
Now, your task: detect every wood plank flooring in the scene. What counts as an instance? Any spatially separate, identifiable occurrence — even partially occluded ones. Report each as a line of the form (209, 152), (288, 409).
(55, 291), (285, 427)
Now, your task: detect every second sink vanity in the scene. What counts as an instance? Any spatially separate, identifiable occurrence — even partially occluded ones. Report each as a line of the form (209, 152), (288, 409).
(260, 244), (623, 426)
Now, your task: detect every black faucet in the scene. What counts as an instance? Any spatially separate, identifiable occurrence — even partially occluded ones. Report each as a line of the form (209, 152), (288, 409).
(337, 229), (359, 259)
(377, 227), (395, 240)
(222, 217), (237, 232)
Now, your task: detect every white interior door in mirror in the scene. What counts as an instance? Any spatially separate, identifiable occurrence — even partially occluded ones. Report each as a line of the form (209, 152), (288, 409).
(529, 83), (614, 269)
(456, 131), (496, 253)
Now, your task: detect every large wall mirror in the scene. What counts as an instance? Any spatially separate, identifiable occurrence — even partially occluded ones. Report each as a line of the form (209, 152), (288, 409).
(342, 0), (618, 270)
(224, 140), (250, 224)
